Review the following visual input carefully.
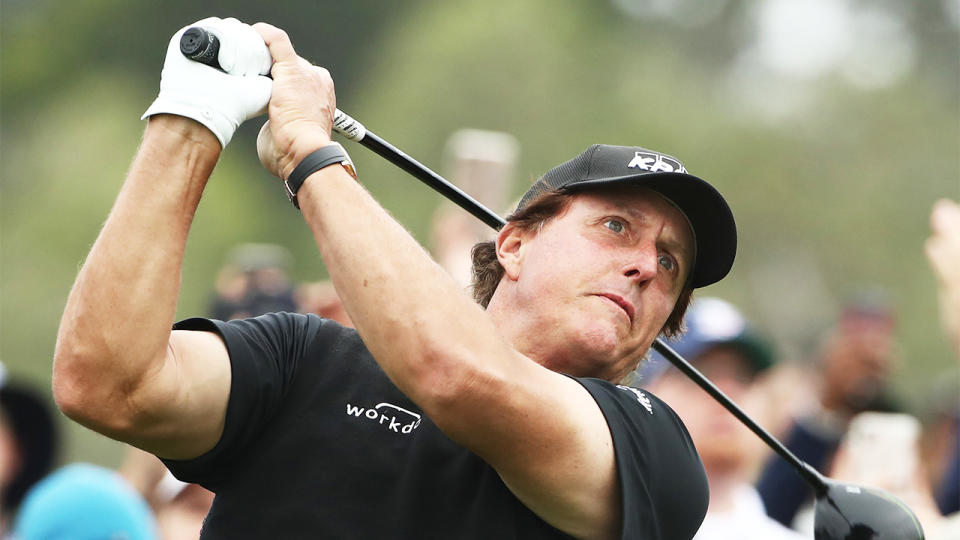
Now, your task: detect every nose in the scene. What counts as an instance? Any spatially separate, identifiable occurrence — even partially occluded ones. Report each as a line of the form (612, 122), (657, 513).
(621, 243), (659, 285)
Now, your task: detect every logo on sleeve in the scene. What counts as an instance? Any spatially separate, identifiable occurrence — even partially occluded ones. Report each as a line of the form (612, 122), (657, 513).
(617, 385), (654, 415)
(626, 151), (687, 174)
(346, 401), (423, 435)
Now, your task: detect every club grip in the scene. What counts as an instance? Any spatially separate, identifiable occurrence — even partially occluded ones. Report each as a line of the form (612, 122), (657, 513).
(176, 26), (367, 142)
(180, 27), (221, 69)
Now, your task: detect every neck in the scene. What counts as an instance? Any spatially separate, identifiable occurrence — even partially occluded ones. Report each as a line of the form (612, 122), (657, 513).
(487, 291), (536, 360)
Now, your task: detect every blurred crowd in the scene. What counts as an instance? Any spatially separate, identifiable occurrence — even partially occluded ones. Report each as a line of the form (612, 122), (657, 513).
(4, 131), (958, 538)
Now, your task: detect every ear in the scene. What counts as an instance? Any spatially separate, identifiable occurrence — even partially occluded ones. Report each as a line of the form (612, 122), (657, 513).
(495, 222), (527, 281)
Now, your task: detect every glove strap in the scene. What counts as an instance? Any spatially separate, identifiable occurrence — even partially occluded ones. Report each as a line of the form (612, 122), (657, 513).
(285, 142), (357, 209)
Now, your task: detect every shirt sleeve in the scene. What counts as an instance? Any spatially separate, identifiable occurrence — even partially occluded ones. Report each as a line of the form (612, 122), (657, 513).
(573, 378), (709, 540)
(160, 312), (331, 487)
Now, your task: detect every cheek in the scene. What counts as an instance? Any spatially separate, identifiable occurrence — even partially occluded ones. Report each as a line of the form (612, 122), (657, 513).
(518, 237), (593, 291)
(638, 285), (680, 331)
(516, 259), (567, 299)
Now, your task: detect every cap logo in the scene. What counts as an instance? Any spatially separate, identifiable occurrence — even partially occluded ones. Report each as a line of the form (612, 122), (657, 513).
(626, 151), (686, 174)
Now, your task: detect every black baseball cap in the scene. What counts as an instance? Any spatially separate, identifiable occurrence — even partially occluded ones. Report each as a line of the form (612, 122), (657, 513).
(516, 144), (737, 288)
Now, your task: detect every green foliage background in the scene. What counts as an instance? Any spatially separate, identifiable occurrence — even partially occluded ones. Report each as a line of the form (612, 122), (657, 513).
(2, 0), (958, 466)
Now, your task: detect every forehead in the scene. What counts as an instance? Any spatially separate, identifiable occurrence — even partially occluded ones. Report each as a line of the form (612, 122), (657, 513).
(565, 187), (694, 246)
(573, 185), (681, 213)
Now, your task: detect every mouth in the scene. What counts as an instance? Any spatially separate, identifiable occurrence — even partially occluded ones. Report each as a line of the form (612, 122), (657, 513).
(595, 293), (635, 324)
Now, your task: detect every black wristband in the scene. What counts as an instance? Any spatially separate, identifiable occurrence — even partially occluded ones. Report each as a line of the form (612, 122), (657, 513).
(284, 143), (353, 209)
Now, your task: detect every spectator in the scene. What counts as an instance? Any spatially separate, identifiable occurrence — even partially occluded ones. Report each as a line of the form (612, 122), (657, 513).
(756, 291), (904, 528)
(813, 411), (950, 538)
(153, 474), (215, 540)
(429, 129), (518, 288)
(786, 199), (960, 539)
(925, 199), (960, 522)
(921, 375), (960, 520)
(13, 463), (157, 540)
(209, 243), (296, 320)
(0, 366), (59, 532)
(647, 297), (806, 539)
(926, 199), (960, 357)
(118, 446), (214, 540)
(295, 280), (353, 327)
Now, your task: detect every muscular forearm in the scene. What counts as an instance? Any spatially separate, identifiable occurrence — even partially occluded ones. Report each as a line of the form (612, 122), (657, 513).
(298, 167), (514, 412)
(253, 21), (522, 445)
(53, 116), (220, 427)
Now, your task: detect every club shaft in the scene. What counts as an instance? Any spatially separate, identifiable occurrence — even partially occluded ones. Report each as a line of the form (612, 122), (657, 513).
(349, 130), (506, 231)
(650, 340), (827, 493)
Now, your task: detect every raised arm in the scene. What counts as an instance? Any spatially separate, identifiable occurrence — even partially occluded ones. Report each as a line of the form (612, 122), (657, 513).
(53, 18), (272, 460)
(255, 24), (622, 540)
(927, 199), (960, 357)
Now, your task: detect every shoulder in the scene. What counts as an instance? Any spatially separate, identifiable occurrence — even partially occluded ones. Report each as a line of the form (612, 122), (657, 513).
(175, 311), (327, 337)
(573, 378), (677, 425)
(572, 378), (698, 460)
(162, 313), (369, 484)
(573, 378), (709, 540)
(175, 312), (358, 356)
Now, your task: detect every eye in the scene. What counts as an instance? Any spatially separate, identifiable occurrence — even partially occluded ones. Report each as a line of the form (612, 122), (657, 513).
(604, 219), (625, 233)
(658, 253), (676, 272)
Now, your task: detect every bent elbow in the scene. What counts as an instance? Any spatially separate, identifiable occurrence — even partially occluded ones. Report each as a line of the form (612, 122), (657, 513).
(52, 365), (140, 437)
(51, 346), (100, 425)
(51, 371), (87, 424)
(51, 343), (136, 435)
(52, 338), (81, 409)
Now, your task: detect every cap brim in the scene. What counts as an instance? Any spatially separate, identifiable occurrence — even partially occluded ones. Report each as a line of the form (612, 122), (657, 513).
(562, 172), (736, 288)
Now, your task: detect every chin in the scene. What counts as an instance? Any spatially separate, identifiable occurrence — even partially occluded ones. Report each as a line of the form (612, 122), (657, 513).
(543, 325), (625, 378)
(580, 319), (625, 351)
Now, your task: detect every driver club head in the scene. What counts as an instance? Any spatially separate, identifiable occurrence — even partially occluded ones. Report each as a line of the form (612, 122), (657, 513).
(814, 479), (925, 540)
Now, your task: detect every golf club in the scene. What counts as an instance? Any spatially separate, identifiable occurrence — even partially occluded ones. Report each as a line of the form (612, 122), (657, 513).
(181, 27), (926, 540)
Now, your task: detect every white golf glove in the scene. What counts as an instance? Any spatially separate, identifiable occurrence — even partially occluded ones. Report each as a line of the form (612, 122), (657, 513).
(142, 17), (273, 148)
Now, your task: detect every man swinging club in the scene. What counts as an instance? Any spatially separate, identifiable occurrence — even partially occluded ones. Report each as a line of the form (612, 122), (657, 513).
(54, 17), (736, 540)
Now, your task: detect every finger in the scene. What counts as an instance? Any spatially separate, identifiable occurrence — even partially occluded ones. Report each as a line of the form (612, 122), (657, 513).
(253, 23), (298, 69)
(257, 120), (272, 149)
(256, 120), (280, 175)
(239, 74), (273, 118)
(237, 22), (272, 77)
(214, 18), (241, 73)
(313, 65), (336, 110)
(312, 64), (334, 88)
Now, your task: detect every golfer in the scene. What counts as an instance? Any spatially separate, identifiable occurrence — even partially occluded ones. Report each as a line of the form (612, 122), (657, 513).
(54, 18), (737, 540)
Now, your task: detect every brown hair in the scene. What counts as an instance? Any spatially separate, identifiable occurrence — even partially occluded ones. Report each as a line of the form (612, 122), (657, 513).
(469, 190), (693, 337)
